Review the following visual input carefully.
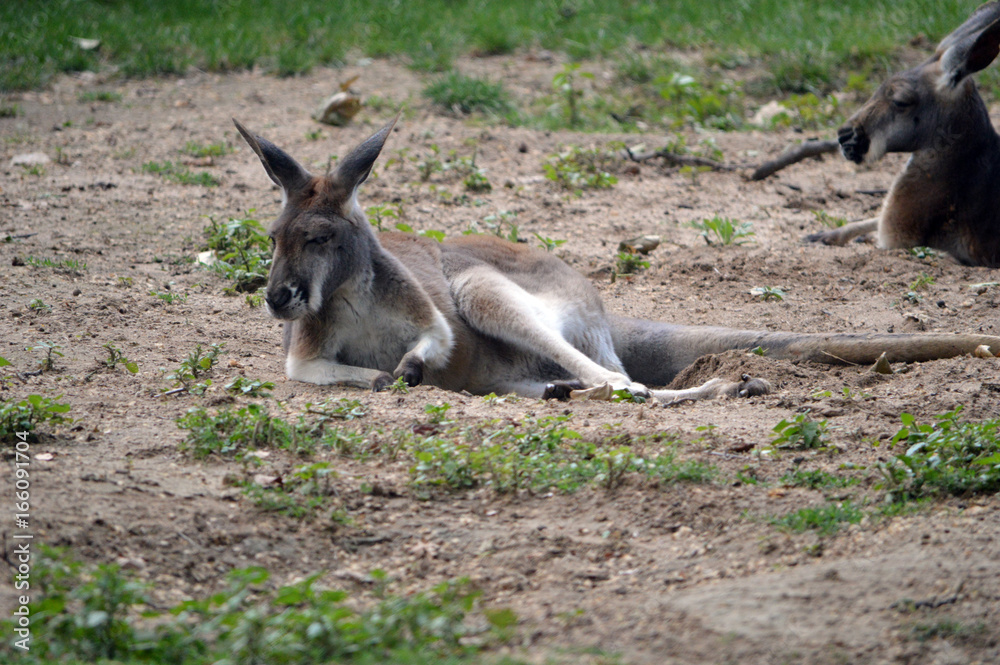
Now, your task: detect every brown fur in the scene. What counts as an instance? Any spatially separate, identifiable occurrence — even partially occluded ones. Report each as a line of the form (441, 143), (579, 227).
(236, 117), (1000, 403)
(808, 1), (1000, 267)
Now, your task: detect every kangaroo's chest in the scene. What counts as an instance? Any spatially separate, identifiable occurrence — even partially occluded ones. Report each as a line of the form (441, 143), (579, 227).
(317, 297), (421, 372)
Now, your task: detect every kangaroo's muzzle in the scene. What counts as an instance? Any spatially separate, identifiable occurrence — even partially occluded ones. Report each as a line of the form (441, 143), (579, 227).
(838, 124), (869, 164)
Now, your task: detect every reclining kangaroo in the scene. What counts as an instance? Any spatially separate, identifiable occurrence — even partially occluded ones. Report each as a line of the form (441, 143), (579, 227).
(234, 118), (1000, 403)
(808, 0), (1000, 267)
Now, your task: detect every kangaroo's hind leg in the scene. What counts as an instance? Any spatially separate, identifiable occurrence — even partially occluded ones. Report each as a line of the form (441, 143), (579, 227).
(450, 265), (647, 397)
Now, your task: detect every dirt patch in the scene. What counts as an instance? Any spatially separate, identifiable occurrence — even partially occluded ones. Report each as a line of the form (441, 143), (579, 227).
(1, 56), (999, 664)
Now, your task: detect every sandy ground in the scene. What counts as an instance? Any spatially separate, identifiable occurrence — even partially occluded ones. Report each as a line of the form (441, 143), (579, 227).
(1, 55), (999, 664)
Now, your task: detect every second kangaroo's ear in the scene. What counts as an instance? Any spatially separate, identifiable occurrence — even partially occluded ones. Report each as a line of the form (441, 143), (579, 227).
(334, 114), (399, 195)
(938, 3), (1000, 87)
(233, 118), (312, 195)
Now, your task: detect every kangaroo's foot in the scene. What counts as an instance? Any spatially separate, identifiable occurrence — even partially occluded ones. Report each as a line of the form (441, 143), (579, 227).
(543, 380), (586, 400)
(651, 375), (772, 405)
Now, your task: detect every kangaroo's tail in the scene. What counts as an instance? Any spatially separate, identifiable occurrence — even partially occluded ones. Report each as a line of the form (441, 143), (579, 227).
(609, 316), (1000, 387)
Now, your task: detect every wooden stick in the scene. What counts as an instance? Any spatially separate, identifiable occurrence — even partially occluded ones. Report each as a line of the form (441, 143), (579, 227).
(750, 139), (839, 181)
(624, 146), (734, 171)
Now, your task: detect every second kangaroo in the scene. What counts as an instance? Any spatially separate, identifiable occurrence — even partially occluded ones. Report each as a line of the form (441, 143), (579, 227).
(235, 118), (1000, 404)
(809, 1), (1000, 267)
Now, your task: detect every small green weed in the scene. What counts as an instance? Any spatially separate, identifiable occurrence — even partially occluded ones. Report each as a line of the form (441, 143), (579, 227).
(909, 246), (938, 260)
(100, 342), (138, 375)
(149, 289), (187, 304)
(1, 394), (72, 443)
(31, 341), (63, 372)
(176, 403), (310, 458)
(24, 256), (87, 273)
(750, 286), (786, 301)
(163, 342), (225, 395)
(0, 103), (20, 117)
(423, 71), (513, 116)
(552, 62), (594, 128)
(533, 232), (566, 252)
(771, 413), (830, 450)
(688, 216), (755, 246)
(615, 251), (650, 275)
(366, 202), (403, 231)
(909, 272), (936, 291)
(770, 500), (863, 536)
(242, 461), (339, 519)
(813, 210), (847, 228)
(780, 469), (858, 490)
(182, 140), (231, 158)
(472, 210), (520, 242)
(0, 546), (514, 664)
(878, 408), (1000, 500)
(141, 160), (220, 186)
(78, 90), (122, 103)
(224, 376), (274, 398)
(543, 146), (619, 193)
(201, 212), (271, 293)
(28, 298), (51, 313)
(410, 416), (715, 495)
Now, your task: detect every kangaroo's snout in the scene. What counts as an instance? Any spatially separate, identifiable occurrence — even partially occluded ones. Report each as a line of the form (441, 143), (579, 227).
(838, 124), (869, 164)
(266, 284), (300, 318)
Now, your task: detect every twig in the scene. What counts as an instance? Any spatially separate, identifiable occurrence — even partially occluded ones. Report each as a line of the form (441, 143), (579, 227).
(176, 531), (200, 548)
(817, 350), (862, 366)
(750, 139), (839, 181)
(624, 146), (735, 171)
(162, 387), (187, 396)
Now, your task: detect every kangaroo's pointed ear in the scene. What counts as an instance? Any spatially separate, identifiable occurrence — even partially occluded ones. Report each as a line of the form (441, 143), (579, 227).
(334, 114), (399, 194)
(938, 3), (1000, 87)
(233, 118), (312, 194)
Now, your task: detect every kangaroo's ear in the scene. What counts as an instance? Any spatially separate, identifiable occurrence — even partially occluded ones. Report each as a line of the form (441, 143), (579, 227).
(938, 3), (1000, 87)
(334, 114), (399, 194)
(233, 118), (312, 194)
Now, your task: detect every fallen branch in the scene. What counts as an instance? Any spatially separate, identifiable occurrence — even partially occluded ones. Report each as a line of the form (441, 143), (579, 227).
(624, 146), (734, 171)
(750, 139), (839, 181)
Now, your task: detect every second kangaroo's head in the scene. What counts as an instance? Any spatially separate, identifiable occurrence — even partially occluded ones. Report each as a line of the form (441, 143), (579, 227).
(839, 1), (1000, 164)
(234, 117), (396, 320)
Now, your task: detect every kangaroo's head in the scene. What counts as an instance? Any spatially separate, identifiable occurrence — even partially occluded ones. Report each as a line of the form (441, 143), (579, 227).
(234, 117), (396, 320)
(839, 1), (1000, 164)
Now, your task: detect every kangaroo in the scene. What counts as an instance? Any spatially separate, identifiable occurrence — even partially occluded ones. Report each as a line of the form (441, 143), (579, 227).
(234, 117), (1000, 404)
(807, 1), (1000, 267)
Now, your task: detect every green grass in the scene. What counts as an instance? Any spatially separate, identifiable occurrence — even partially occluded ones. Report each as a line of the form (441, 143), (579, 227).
(878, 408), (1000, 500)
(200, 212), (272, 293)
(0, 546), (520, 665)
(408, 416), (716, 494)
(77, 89), (122, 103)
(770, 500), (864, 536)
(543, 146), (619, 193)
(1, 394), (72, 444)
(423, 71), (513, 116)
(688, 216), (756, 246)
(1, 1), (985, 92)
(141, 161), (220, 186)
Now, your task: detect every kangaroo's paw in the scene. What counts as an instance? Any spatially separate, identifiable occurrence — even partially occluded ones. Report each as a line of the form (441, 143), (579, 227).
(736, 374), (772, 398)
(392, 353), (424, 387)
(371, 371), (395, 392)
(803, 230), (846, 246)
(543, 379), (586, 401)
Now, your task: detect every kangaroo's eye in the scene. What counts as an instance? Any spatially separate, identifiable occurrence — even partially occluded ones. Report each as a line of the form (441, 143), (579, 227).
(307, 235), (331, 246)
(891, 99), (914, 110)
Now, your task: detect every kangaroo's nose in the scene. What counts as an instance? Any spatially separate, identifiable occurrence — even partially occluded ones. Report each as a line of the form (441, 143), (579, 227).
(266, 286), (292, 311)
(837, 124), (869, 164)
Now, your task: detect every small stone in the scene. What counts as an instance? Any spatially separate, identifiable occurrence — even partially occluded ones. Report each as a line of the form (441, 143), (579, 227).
(870, 352), (893, 375)
(11, 152), (51, 167)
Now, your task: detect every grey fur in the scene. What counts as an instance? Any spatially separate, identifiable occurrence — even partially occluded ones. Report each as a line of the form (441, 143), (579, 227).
(237, 118), (1000, 404)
